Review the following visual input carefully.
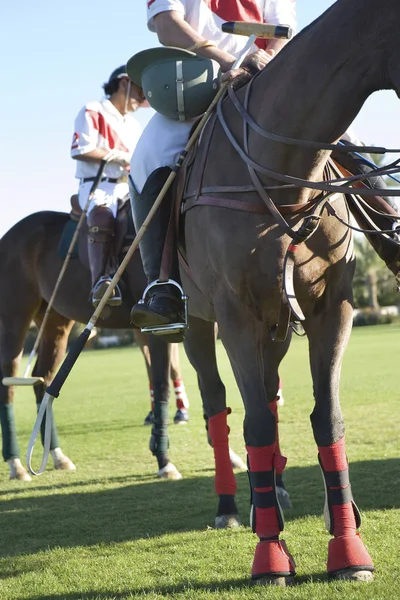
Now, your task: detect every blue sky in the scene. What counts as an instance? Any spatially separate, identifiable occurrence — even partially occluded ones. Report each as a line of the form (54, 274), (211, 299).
(1, 0), (399, 237)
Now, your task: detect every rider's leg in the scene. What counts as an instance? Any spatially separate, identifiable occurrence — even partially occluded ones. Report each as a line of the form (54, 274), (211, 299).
(129, 168), (184, 329)
(128, 113), (193, 335)
(87, 205), (122, 307)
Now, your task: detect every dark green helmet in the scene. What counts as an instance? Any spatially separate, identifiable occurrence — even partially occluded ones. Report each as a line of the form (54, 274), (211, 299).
(126, 47), (220, 121)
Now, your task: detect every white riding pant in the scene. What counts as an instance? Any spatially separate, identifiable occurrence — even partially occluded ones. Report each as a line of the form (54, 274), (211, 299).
(130, 113), (194, 194)
(78, 180), (129, 217)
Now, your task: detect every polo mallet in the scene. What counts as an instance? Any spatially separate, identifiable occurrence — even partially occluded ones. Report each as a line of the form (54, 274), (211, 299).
(2, 158), (109, 387)
(221, 21), (293, 40)
(27, 23), (293, 475)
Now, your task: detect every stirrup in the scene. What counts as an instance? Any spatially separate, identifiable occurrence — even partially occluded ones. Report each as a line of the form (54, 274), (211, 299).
(138, 279), (188, 336)
(92, 277), (122, 307)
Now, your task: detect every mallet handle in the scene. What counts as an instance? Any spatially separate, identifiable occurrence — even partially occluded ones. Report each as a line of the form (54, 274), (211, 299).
(222, 22), (293, 40)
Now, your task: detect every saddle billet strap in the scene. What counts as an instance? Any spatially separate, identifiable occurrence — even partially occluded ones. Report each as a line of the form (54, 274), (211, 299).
(194, 113), (217, 200)
(182, 195), (318, 215)
(159, 200), (176, 282)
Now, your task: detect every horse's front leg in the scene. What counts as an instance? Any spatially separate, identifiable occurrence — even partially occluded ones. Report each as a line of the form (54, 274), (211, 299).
(148, 335), (181, 480)
(262, 337), (292, 510)
(184, 315), (241, 528)
(306, 298), (374, 581)
(216, 299), (295, 585)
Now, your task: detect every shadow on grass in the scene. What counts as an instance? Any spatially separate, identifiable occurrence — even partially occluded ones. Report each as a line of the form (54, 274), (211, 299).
(27, 573), (330, 600)
(0, 458), (399, 560)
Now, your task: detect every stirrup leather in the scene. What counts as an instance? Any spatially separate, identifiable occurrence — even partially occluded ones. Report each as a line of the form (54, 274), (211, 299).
(138, 279), (188, 336)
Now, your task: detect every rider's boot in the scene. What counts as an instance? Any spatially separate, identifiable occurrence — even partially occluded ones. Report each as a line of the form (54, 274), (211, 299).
(334, 142), (400, 281)
(87, 205), (122, 308)
(129, 167), (186, 341)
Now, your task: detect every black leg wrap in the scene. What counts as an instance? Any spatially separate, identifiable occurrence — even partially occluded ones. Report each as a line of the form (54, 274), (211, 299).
(217, 494), (239, 517)
(149, 400), (169, 462)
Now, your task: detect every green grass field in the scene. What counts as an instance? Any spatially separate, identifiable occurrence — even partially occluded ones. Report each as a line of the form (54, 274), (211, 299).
(1, 324), (399, 600)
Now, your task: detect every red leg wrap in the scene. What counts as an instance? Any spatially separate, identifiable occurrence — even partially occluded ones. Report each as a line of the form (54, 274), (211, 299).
(319, 437), (347, 471)
(173, 379), (189, 410)
(330, 504), (356, 537)
(319, 438), (356, 537)
(327, 534), (374, 574)
(252, 540), (296, 579)
(319, 438), (374, 573)
(149, 384), (154, 411)
(208, 410), (236, 496)
(247, 445), (285, 538)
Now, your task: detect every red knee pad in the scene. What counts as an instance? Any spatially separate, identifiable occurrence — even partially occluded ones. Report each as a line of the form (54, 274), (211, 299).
(252, 540), (296, 579)
(327, 534), (374, 575)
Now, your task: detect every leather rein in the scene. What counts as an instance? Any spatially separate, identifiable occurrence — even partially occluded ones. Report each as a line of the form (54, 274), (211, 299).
(181, 75), (400, 340)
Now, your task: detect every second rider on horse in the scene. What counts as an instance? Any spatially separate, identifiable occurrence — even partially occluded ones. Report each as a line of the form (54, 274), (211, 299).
(71, 66), (146, 307)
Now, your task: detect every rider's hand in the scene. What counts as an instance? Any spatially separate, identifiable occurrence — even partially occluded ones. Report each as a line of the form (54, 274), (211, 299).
(221, 49), (275, 84)
(107, 149), (131, 168)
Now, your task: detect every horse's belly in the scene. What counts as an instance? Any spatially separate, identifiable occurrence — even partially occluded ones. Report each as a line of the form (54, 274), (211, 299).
(184, 206), (354, 321)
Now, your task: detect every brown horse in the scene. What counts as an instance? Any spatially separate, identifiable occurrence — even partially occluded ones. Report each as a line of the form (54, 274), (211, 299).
(0, 210), (189, 481)
(167, 0), (400, 584)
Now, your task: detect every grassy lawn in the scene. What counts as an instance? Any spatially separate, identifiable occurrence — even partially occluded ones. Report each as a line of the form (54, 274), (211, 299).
(0, 324), (399, 600)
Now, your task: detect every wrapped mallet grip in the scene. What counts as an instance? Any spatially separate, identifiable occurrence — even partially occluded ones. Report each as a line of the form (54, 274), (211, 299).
(222, 22), (293, 40)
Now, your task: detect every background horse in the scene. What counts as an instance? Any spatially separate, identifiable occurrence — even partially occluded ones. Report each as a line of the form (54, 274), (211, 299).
(0, 210), (189, 481)
(148, 0), (400, 584)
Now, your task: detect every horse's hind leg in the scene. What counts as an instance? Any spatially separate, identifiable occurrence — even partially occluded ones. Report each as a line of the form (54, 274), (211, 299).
(148, 335), (182, 480)
(134, 330), (189, 425)
(170, 343), (190, 424)
(133, 329), (156, 425)
(0, 300), (41, 480)
(32, 307), (76, 471)
(306, 300), (374, 581)
(184, 315), (241, 529)
(216, 299), (295, 585)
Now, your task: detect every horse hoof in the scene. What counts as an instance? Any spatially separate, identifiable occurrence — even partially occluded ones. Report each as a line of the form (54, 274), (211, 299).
(173, 409), (189, 424)
(214, 514), (241, 529)
(330, 569), (374, 582)
(253, 575), (294, 587)
(8, 459), (32, 481)
(157, 462), (182, 480)
(277, 486), (292, 510)
(229, 448), (247, 470)
(54, 456), (76, 471)
(143, 411), (154, 426)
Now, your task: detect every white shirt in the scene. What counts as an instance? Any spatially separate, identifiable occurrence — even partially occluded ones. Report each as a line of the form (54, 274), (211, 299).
(71, 99), (143, 180)
(147, 0), (297, 55)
